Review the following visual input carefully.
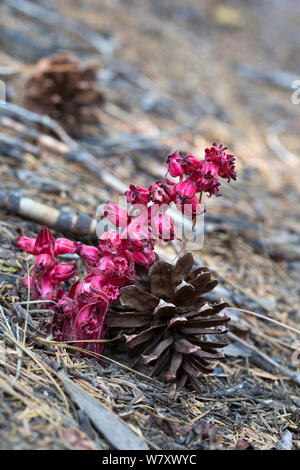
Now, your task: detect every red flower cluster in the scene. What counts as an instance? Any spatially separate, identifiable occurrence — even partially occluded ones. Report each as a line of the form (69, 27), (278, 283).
(124, 143), (236, 231)
(167, 143), (236, 198)
(18, 227), (77, 301)
(17, 144), (236, 358)
(18, 225), (141, 357)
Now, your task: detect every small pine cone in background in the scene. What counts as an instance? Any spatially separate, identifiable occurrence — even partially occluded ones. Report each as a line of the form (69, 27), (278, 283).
(106, 253), (230, 391)
(25, 52), (105, 137)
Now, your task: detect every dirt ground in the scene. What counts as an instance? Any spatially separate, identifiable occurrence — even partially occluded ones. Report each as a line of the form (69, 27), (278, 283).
(0, 0), (299, 450)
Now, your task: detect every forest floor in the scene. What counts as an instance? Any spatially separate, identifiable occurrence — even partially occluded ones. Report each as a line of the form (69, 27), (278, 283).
(0, 0), (299, 450)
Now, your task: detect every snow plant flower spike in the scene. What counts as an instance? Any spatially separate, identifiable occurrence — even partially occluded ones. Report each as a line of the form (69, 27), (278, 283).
(17, 144), (236, 359)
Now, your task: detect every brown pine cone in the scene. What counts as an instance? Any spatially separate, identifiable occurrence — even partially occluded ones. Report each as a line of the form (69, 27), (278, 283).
(107, 253), (230, 391)
(25, 53), (105, 137)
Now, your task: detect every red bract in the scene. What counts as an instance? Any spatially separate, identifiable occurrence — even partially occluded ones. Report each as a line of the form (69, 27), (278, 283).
(18, 143), (237, 362)
(73, 301), (108, 356)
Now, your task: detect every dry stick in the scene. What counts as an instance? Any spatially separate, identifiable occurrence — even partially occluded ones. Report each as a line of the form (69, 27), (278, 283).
(238, 62), (299, 91)
(227, 332), (300, 387)
(10, 324), (22, 387)
(224, 277), (274, 313)
(0, 189), (98, 239)
(0, 65), (34, 75)
(5, 0), (115, 56)
(22, 257), (31, 346)
(267, 125), (299, 168)
(0, 133), (40, 156)
(227, 307), (300, 335)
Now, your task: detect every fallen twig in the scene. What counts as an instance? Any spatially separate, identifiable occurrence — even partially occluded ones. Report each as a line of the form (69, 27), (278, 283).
(238, 62), (298, 90)
(228, 332), (300, 387)
(5, 0), (116, 55)
(0, 190), (97, 238)
(227, 307), (300, 335)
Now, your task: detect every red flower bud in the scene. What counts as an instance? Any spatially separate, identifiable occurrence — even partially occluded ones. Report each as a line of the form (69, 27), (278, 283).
(167, 152), (183, 178)
(75, 243), (100, 265)
(17, 236), (37, 254)
(102, 202), (129, 228)
(55, 238), (75, 255)
(175, 181), (196, 200)
(133, 248), (156, 268)
(99, 254), (115, 273)
(152, 213), (175, 241)
(34, 227), (55, 255)
(127, 218), (153, 248)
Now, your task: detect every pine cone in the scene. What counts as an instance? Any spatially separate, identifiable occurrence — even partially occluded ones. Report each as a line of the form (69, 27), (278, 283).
(107, 253), (230, 391)
(25, 53), (105, 137)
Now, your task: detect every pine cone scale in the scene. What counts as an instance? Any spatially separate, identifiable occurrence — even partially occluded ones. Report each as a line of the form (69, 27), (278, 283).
(106, 312), (150, 328)
(149, 261), (174, 298)
(120, 286), (159, 312)
(174, 338), (200, 354)
(153, 300), (176, 319)
(165, 352), (183, 382)
(125, 324), (164, 349)
(143, 336), (173, 364)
